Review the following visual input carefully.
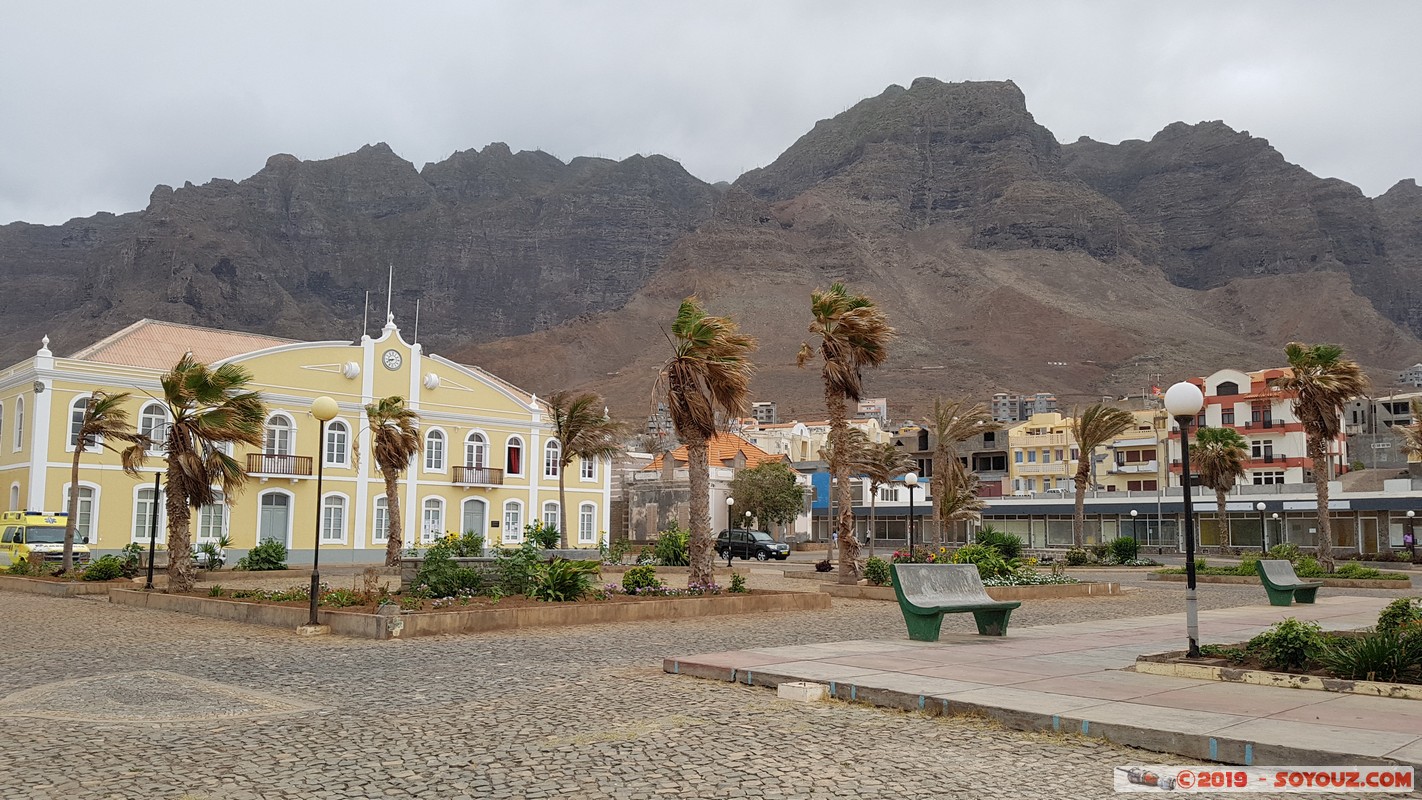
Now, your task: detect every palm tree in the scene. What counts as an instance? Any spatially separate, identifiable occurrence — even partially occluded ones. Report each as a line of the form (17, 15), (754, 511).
(63, 392), (149, 570)
(366, 396), (423, 566)
(657, 298), (757, 586)
(159, 354), (267, 592)
(1069, 404), (1135, 548)
(1273, 342), (1369, 570)
(1192, 426), (1250, 551)
(546, 390), (627, 548)
(927, 397), (1001, 544)
(862, 441), (915, 558)
(1395, 398), (1422, 462)
(938, 464), (989, 538)
(817, 427), (873, 562)
(798, 283), (894, 584)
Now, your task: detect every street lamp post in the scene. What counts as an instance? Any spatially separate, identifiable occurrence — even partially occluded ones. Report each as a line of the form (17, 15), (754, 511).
(1271, 513), (1280, 550)
(144, 471), (161, 590)
(725, 496), (735, 567)
(904, 472), (919, 557)
(1407, 511), (1416, 561)
(307, 396), (339, 627)
(1256, 502), (1268, 552)
(1129, 509), (1138, 546)
(1165, 381), (1205, 659)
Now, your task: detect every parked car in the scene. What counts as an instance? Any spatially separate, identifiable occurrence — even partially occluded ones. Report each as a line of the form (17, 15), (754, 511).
(715, 529), (790, 561)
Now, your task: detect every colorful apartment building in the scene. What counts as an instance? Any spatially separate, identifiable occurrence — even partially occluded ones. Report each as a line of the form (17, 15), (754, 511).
(1007, 412), (1078, 495)
(0, 317), (610, 563)
(1096, 410), (1168, 493)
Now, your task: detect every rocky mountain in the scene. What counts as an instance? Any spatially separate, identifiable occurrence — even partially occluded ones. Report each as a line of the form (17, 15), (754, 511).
(2, 78), (1419, 420)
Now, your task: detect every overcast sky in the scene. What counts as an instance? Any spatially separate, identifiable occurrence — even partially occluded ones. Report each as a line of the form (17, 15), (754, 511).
(2, 1), (1419, 226)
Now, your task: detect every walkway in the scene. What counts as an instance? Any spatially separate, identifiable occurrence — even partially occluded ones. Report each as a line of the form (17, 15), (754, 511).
(665, 595), (1422, 768)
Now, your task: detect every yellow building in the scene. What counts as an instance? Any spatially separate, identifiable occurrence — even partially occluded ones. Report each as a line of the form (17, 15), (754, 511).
(1096, 410), (1168, 493)
(1007, 412), (1077, 495)
(0, 316), (610, 563)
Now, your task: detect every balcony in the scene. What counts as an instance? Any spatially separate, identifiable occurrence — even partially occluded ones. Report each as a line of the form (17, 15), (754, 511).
(246, 453), (313, 477)
(453, 466), (504, 486)
(1111, 460), (1159, 474)
(1015, 462), (1067, 476)
(1242, 419), (1286, 430)
(1010, 432), (1069, 448)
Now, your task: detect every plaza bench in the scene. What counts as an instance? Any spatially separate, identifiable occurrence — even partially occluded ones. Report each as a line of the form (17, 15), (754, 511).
(1255, 559), (1324, 607)
(890, 563), (1021, 642)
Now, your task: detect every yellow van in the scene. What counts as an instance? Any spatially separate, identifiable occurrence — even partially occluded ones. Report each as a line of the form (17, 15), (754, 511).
(0, 511), (91, 566)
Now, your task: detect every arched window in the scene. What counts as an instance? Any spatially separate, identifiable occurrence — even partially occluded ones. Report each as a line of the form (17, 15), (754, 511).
(544, 440), (561, 479)
(542, 501), (560, 533)
(506, 436), (524, 476)
(70, 396), (99, 449)
(8, 483), (18, 511)
(264, 415), (293, 455)
(421, 497), (445, 544)
(502, 500), (523, 544)
(461, 498), (487, 540)
(64, 485), (97, 544)
(579, 502), (597, 544)
(1216, 381), (1240, 397)
(580, 456), (597, 481)
(132, 486), (166, 542)
(0, 401), (6, 447)
(324, 420), (349, 467)
(139, 402), (168, 451)
(425, 429), (446, 471)
(12, 396), (22, 451)
(465, 432), (488, 469)
(198, 491), (227, 542)
(321, 494), (348, 543)
(257, 491), (292, 545)
(372, 496), (389, 544)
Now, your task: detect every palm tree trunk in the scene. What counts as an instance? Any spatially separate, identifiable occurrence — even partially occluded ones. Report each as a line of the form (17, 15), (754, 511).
(867, 486), (877, 559)
(558, 465), (569, 550)
(63, 439), (83, 571)
(827, 391), (861, 584)
(1072, 462), (1089, 549)
(686, 434), (715, 586)
(931, 447), (944, 546)
(383, 471), (403, 566)
(1216, 488), (1229, 553)
(165, 457), (197, 593)
(1310, 436), (1334, 571)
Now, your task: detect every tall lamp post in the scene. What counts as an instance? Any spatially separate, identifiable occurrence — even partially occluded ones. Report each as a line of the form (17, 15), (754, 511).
(144, 471), (161, 590)
(1255, 502), (1268, 552)
(725, 496), (736, 567)
(307, 396), (339, 627)
(1271, 513), (1280, 550)
(904, 472), (919, 556)
(1165, 381), (1205, 658)
(1130, 509), (1138, 546)
(1407, 511), (1416, 561)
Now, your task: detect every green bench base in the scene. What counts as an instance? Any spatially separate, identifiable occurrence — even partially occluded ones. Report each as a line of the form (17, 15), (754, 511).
(902, 606), (1017, 641)
(1262, 583), (1322, 607)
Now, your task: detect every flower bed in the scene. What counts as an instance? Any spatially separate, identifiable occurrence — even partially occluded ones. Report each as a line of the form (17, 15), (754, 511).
(0, 574), (125, 595)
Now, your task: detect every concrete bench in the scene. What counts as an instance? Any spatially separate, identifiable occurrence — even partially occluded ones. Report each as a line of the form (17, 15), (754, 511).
(1255, 559), (1324, 607)
(890, 563), (1021, 641)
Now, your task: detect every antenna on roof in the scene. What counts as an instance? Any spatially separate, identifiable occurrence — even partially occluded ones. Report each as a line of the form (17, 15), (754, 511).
(413, 298), (420, 345)
(362, 290), (370, 339)
(385, 263), (394, 325)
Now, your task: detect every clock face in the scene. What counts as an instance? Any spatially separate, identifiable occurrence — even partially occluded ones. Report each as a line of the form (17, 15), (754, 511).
(382, 349), (402, 370)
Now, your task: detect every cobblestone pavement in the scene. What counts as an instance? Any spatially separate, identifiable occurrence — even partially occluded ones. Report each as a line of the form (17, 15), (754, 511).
(0, 568), (1413, 800)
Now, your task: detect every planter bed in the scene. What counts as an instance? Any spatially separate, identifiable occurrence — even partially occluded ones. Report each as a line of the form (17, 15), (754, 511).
(1135, 650), (1422, 701)
(818, 581), (1123, 601)
(597, 564), (753, 576)
(780, 570), (842, 582)
(1147, 573), (1414, 590)
(109, 588), (830, 640)
(0, 574), (126, 596)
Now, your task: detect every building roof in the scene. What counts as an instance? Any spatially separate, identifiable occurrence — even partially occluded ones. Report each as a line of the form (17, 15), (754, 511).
(69, 319), (296, 370)
(643, 432), (785, 471)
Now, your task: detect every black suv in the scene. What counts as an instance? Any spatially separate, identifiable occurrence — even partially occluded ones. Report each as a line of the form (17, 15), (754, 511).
(715, 529), (790, 561)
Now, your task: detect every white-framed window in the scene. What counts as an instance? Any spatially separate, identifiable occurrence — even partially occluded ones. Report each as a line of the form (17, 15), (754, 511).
(139, 402), (168, 452)
(461, 498), (487, 540)
(132, 486), (166, 543)
(578, 502), (596, 544)
(63, 484), (98, 545)
(372, 496), (389, 544)
(425, 429), (446, 471)
(580, 456), (596, 481)
(502, 500), (523, 544)
(12, 396), (22, 451)
(257, 490), (293, 546)
(465, 432), (488, 469)
(544, 440), (561, 479)
(421, 497), (444, 544)
(542, 501), (560, 533)
(69, 396), (100, 450)
(0, 401), (6, 446)
(324, 420), (350, 467)
(197, 491), (227, 542)
(264, 415), (293, 455)
(321, 494), (348, 544)
(1252, 471), (1286, 485)
(506, 436), (524, 476)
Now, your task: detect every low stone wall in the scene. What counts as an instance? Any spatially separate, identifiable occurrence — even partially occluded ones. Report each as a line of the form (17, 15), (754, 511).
(108, 588), (830, 640)
(1135, 656), (1422, 701)
(1147, 573), (1414, 589)
(398, 551), (593, 590)
(0, 575), (120, 596)
(817, 581), (1123, 601)
(598, 564), (752, 576)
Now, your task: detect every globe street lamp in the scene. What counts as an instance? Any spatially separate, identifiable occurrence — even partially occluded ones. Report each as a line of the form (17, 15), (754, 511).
(1407, 511), (1417, 561)
(725, 496), (735, 567)
(1165, 381), (1205, 658)
(308, 396), (339, 627)
(1271, 513), (1280, 550)
(904, 472), (919, 557)
(1255, 502), (1268, 553)
(1130, 509), (1138, 546)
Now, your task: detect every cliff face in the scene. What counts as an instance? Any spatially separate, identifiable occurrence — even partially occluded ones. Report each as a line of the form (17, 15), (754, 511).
(1, 78), (1418, 419)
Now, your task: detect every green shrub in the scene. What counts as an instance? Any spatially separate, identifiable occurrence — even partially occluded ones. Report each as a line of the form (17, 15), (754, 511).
(119, 542), (144, 578)
(208, 585), (223, 597)
(949, 544), (1016, 579)
(7, 558), (32, 576)
(651, 523), (690, 566)
(1267, 543), (1302, 562)
(1318, 628), (1422, 683)
(1333, 562), (1383, 580)
(81, 555), (124, 581)
(236, 540), (288, 571)
(1293, 556), (1325, 578)
(1106, 536), (1139, 564)
(1235, 552), (1263, 576)
(494, 541), (543, 596)
(320, 587), (367, 608)
(524, 522), (560, 549)
(863, 556), (891, 586)
(414, 548), (485, 599)
(729, 573), (748, 594)
(1247, 618), (1325, 671)
(527, 559), (598, 602)
(1377, 598), (1422, 634)
(622, 565), (661, 595)
(975, 527), (1023, 560)
(1064, 548), (1088, 566)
